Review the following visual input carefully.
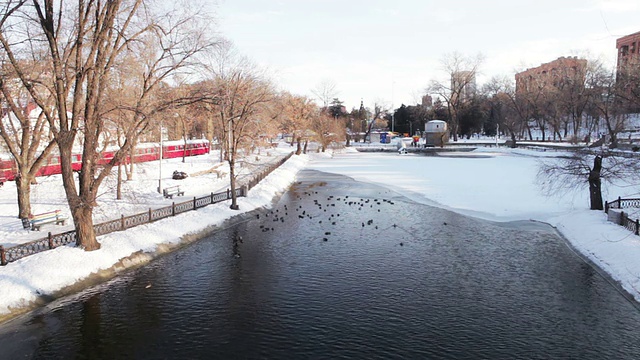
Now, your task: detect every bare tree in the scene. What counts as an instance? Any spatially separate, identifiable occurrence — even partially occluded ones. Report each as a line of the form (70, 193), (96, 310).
(310, 111), (344, 152)
(0, 0), (216, 250)
(206, 41), (275, 210)
(538, 150), (640, 210)
(587, 59), (626, 148)
(555, 60), (591, 140)
(279, 93), (315, 154)
(483, 76), (531, 147)
(427, 52), (484, 141)
(363, 102), (389, 142)
(0, 58), (58, 218)
(311, 79), (338, 108)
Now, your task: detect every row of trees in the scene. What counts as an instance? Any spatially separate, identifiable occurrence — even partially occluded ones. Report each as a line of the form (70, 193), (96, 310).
(387, 52), (640, 149)
(0, 0), (347, 251)
(481, 58), (640, 149)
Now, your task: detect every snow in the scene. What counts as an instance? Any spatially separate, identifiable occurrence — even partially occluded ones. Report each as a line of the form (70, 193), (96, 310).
(2, 143), (640, 319)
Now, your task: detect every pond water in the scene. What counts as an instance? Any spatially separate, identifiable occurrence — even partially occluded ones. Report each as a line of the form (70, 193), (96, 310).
(1, 170), (640, 359)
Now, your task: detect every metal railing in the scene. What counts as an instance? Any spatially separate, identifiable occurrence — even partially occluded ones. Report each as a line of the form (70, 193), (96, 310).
(604, 197), (640, 236)
(0, 152), (294, 266)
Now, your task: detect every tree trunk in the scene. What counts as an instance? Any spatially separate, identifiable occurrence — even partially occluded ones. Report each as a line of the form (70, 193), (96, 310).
(588, 155), (603, 210)
(73, 205), (101, 250)
(16, 173), (32, 219)
(126, 147), (134, 181)
(125, 161), (133, 181)
(117, 164), (122, 200)
(303, 140), (308, 154)
(609, 133), (618, 149)
(295, 137), (302, 155)
(59, 140), (101, 251)
(228, 159), (239, 210)
(510, 132), (517, 148)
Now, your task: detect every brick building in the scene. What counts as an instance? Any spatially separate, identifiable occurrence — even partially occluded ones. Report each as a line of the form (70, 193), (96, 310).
(616, 30), (640, 112)
(616, 30), (640, 71)
(515, 56), (587, 96)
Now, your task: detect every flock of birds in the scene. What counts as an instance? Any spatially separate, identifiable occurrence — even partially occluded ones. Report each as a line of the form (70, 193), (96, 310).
(250, 186), (417, 246)
(229, 182), (452, 258)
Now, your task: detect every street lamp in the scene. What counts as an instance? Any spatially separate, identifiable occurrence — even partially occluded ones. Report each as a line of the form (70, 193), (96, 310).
(158, 120), (164, 194)
(392, 112), (395, 133)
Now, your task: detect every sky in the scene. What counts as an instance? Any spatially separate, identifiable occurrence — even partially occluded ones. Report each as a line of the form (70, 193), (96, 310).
(2, 144), (640, 319)
(215, 0), (640, 110)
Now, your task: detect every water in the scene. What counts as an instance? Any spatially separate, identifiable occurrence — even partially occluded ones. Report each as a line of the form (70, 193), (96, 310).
(1, 170), (640, 359)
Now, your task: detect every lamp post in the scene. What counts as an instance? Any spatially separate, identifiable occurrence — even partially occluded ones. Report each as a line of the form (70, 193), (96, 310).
(391, 112), (395, 133)
(391, 77), (395, 133)
(158, 121), (163, 194)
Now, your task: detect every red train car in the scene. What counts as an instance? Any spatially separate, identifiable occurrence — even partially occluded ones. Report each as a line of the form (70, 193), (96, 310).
(0, 156), (15, 184)
(0, 139), (210, 183)
(161, 139), (210, 159)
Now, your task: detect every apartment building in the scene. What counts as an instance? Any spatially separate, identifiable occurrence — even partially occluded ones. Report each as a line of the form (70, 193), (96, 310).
(515, 56), (587, 96)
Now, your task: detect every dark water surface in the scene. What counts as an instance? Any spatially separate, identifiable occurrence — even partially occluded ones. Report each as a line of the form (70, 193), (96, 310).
(1, 170), (640, 359)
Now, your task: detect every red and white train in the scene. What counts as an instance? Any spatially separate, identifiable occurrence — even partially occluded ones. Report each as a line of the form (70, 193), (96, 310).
(0, 139), (211, 183)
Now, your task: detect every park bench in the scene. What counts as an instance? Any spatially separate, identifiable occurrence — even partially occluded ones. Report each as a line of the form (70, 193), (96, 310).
(163, 185), (184, 199)
(28, 210), (68, 231)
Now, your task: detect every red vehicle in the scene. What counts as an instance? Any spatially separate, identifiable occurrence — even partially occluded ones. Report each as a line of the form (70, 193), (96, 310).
(162, 139), (211, 159)
(0, 139), (210, 182)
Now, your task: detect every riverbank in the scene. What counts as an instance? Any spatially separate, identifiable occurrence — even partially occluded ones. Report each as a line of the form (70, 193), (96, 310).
(0, 147), (309, 320)
(1, 145), (640, 322)
(6, 169), (638, 359)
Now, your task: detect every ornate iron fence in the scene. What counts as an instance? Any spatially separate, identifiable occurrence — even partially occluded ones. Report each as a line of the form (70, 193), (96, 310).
(605, 197), (640, 236)
(0, 152), (293, 266)
(605, 197), (640, 213)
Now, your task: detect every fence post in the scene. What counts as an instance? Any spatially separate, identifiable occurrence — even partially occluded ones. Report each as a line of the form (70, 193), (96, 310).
(0, 245), (6, 266)
(227, 188), (230, 199)
(620, 211), (625, 226)
(121, 214), (125, 230)
(149, 208), (153, 222)
(172, 202), (176, 216)
(211, 192), (214, 204)
(636, 219), (639, 236)
(193, 196), (197, 210)
(48, 232), (54, 249)
(605, 201), (609, 213)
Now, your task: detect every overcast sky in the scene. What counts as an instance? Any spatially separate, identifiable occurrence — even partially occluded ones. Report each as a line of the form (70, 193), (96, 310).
(215, 0), (640, 110)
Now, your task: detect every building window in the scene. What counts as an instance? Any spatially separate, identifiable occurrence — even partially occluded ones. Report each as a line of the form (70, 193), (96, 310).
(622, 45), (629, 56)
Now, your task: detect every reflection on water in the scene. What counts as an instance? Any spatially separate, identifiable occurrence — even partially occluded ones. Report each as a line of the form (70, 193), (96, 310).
(1, 170), (640, 359)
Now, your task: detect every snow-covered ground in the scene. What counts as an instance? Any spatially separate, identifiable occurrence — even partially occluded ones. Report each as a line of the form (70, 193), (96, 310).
(2, 143), (640, 321)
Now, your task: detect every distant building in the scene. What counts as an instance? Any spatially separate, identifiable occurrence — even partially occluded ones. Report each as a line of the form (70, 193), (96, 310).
(615, 30), (640, 113)
(451, 71), (476, 103)
(421, 95), (433, 108)
(515, 56), (587, 96)
(616, 30), (640, 72)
